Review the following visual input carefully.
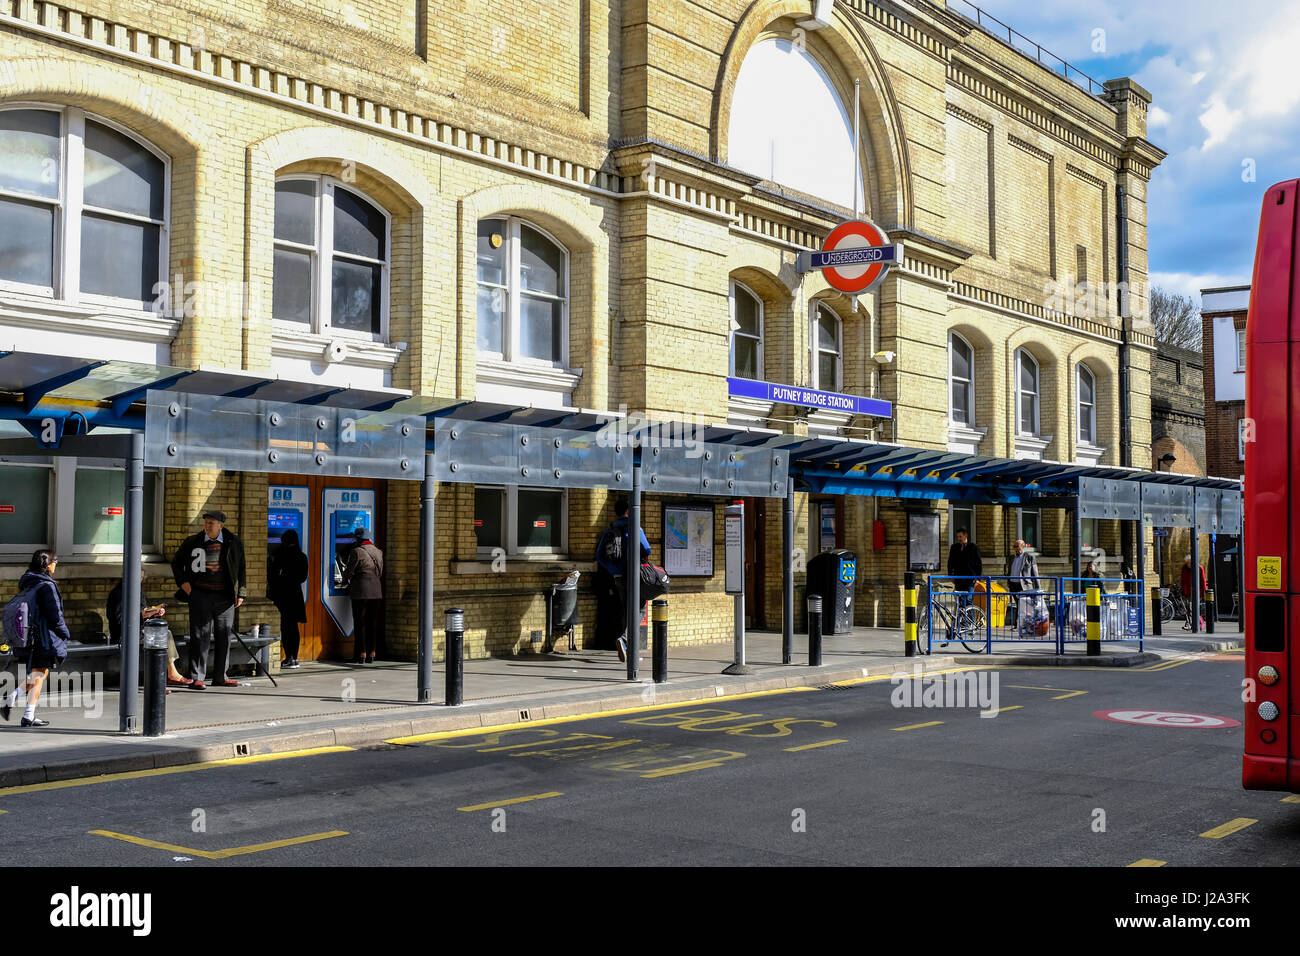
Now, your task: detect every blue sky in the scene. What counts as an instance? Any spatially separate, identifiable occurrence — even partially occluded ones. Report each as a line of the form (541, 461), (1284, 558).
(968, 0), (1300, 301)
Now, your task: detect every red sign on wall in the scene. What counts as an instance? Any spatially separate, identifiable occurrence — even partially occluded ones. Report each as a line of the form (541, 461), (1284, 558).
(0, 505), (13, 514)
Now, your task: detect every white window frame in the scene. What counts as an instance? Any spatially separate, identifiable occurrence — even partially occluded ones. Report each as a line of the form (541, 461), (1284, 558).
(1238, 418), (1247, 461)
(948, 504), (975, 545)
(475, 215), (570, 369)
(1017, 508), (1041, 552)
(949, 332), (975, 426)
(272, 174), (391, 342)
(1015, 348), (1041, 437)
(0, 459), (163, 557)
(473, 485), (568, 557)
(1235, 328), (1246, 371)
(1077, 363), (1096, 445)
(728, 279), (764, 380)
(1080, 517), (1100, 554)
(810, 303), (842, 391)
(0, 103), (170, 311)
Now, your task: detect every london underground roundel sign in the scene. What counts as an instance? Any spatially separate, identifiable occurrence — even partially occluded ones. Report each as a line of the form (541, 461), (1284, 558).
(809, 219), (902, 295)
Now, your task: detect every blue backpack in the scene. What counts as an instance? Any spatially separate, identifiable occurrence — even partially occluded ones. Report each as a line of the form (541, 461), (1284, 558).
(2, 583), (44, 651)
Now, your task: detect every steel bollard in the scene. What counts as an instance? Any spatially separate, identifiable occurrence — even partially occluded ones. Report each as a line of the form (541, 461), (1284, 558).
(445, 607), (464, 706)
(808, 593), (823, 667)
(652, 599), (668, 684)
(904, 571), (917, 658)
(141, 619), (169, 737)
(1205, 589), (1215, 634)
(1150, 586), (1162, 636)
(1086, 586), (1101, 657)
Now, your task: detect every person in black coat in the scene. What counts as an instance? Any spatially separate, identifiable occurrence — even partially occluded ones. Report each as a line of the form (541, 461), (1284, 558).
(2, 550), (71, 727)
(947, 528), (983, 579)
(268, 528), (308, 668)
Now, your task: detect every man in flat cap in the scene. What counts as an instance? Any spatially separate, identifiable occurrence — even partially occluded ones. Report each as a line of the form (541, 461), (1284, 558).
(171, 509), (246, 689)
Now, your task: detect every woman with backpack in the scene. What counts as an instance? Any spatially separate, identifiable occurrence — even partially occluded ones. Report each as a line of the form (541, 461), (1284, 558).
(2, 550), (71, 727)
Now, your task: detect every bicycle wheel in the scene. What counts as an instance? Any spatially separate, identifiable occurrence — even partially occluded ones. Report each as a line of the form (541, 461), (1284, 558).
(914, 599), (930, 653)
(1159, 598), (1174, 623)
(957, 605), (989, 653)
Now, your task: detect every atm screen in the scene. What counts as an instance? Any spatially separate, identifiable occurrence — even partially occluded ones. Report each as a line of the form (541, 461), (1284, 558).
(268, 508), (304, 550)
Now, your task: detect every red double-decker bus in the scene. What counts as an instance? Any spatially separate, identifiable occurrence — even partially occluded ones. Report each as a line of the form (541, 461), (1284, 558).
(1243, 177), (1299, 791)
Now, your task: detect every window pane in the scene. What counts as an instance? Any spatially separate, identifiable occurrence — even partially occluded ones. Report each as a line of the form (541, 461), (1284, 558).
(1021, 512), (1039, 551)
(734, 287), (760, 337)
(73, 468), (156, 547)
(274, 180), (315, 245)
(817, 310), (837, 350)
(520, 294), (561, 362)
(83, 120), (164, 220)
(477, 220), (506, 285)
(1020, 394), (1037, 434)
(0, 109), (60, 200)
(951, 338), (971, 380)
(330, 259), (382, 334)
(733, 335), (758, 380)
(1082, 519), (1096, 549)
(80, 213), (159, 301)
(519, 224), (564, 297)
(951, 381), (971, 424)
(818, 352), (837, 390)
(1078, 368), (1094, 404)
(1019, 352), (1037, 392)
(0, 466), (50, 545)
(333, 187), (385, 260)
(273, 247), (312, 323)
(516, 489), (561, 549)
(0, 196), (54, 287)
(1079, 404), (1093, 441)
(476, 283), (504, 353)
(474, 488), (503, 549)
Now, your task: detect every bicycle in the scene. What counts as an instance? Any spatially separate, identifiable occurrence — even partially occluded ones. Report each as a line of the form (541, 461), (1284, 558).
(916, 583), (989, 653)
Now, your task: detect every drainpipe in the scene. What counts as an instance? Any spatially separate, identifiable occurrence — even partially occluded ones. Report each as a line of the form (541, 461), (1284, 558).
(1117, 183), (1133, 568)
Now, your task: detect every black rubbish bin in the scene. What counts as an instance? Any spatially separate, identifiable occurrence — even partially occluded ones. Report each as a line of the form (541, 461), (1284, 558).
(548, 580), (579, 650)
(807, 549), (857, 634)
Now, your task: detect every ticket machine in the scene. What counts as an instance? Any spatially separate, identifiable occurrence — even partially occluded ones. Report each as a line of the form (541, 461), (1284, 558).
(321, 487), (376, 637)
(268, 485), (309, 603)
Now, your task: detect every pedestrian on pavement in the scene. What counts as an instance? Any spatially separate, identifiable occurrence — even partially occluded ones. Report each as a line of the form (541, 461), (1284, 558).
(1181, 554), (1208, 629)
(108, 568), (189, 688)
(342, 527), (383, 664)
(1004, 538), (1038, 626)
(594, 497), (651, 662)
(171, 510), (247, 690)
(2, 550), (71, 727)
(268, 528), (308, 668)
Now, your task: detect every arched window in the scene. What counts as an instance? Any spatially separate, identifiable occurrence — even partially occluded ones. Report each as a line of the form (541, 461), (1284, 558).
(949, 333), (975, 425)
(1016, 348), (1040, 436)
(729, 280), (763, 380)
(273, 176), (389, 338)
(1077, 364), (1096, 445)
(812, 305), (841, 391)
(0, 106), (167, 305)
(727, 38), (863, 210)
(476, 216), (568, 365)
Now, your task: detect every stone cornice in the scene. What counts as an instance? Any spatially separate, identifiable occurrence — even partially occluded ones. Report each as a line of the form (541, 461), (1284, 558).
(950, 281), (1124, 343)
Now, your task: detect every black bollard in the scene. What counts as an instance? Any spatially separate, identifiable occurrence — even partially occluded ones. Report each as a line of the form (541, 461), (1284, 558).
(1150, 586), (1162, 637)
(808, 594), (823, 667)
(141, 619), (169, 737)
(445, 607), (464, 706)
(652, 599), (668, 684)
(1206, 590), (1215, 634)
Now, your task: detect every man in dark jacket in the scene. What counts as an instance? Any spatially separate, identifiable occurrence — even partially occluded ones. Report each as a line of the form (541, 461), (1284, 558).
(343, 527), (383, 663)
(171, 510), (246, 689)
(947, 528), (983, 579)
(594, 498), (652, 660)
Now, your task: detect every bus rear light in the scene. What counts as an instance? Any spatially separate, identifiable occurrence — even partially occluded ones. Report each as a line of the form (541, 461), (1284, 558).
(1262, 729), (1278, 744)
(1259, 665), (1280, 686)
(1258, 701), (1280, 721)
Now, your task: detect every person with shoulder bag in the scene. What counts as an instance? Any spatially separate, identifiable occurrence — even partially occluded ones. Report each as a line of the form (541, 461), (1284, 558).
(2, 550), (71, 727)
(342, 527), (383, 664)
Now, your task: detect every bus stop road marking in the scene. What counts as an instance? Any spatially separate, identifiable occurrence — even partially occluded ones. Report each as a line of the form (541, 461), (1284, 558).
(1199, 818), (1258, 839)
(0, 746), (355, 797)
(88, 828), (349, 859)
(985, 706), (1022, 715)
(1282, 795), (1300, 804)
(1006, 685), (1087, 700)
(784, 739), (848, 752)
(892, 721), (944, 732)
(1127, 859), (1167, 867)
(458, 791), (562, 812)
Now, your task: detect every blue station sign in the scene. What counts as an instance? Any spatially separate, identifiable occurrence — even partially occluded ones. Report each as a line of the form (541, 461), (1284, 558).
(727, 377), (893, 418)
(798, 244), (902, 271)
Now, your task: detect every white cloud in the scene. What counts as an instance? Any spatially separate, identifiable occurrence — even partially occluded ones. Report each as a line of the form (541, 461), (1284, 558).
(1198, 94), (1243, 151)
(1149, 270), (1250, 302)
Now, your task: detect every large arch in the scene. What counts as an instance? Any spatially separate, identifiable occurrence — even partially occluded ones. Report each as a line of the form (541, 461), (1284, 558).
(711, 0), (913, 226)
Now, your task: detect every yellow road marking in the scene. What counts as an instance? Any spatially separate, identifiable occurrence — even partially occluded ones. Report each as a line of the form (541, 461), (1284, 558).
(1199, 818), (1258, 839)
(1007, 685), (1088, 700)
(1128, 858), (1167, 867)
(458, 791), (562, 812)
(893, 721), (944, 732)
(89, 828), (348, 859)
(1281, 795), (1300, 804)
(784, 739), (848, 752)
(986, 705), (1022, 715)
(0, 746), (354, 798)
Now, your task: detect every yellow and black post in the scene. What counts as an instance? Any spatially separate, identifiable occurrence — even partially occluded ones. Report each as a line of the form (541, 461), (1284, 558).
(652, 599), (668, 684)
(1086, 585), (1101, 657)
(904, 571), (917, 657)
(1205, 589), (1215, 634)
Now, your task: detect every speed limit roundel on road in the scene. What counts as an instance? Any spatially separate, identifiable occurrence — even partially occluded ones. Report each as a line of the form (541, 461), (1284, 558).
(817, 219), (896, 294)
(1094, 710), (1241, 728)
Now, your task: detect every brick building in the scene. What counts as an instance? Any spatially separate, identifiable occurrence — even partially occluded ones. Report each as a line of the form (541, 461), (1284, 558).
(1150, 342), (1204, 587)
(0, 0), (1166, 658)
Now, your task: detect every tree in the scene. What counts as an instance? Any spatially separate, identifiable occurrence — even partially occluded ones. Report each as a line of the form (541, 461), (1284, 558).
(1148, 287), (1202, 351)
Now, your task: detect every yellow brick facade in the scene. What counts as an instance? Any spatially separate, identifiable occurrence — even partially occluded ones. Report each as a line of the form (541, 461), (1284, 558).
(0, 0), (1164, 653)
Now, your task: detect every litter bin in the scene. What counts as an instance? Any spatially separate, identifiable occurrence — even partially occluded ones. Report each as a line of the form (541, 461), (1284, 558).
(807, 549), (856, 634)
(547, 571), (580, 650)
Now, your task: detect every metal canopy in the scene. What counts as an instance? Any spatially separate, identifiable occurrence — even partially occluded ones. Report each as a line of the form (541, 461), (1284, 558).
(430, 417), (632, 490)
